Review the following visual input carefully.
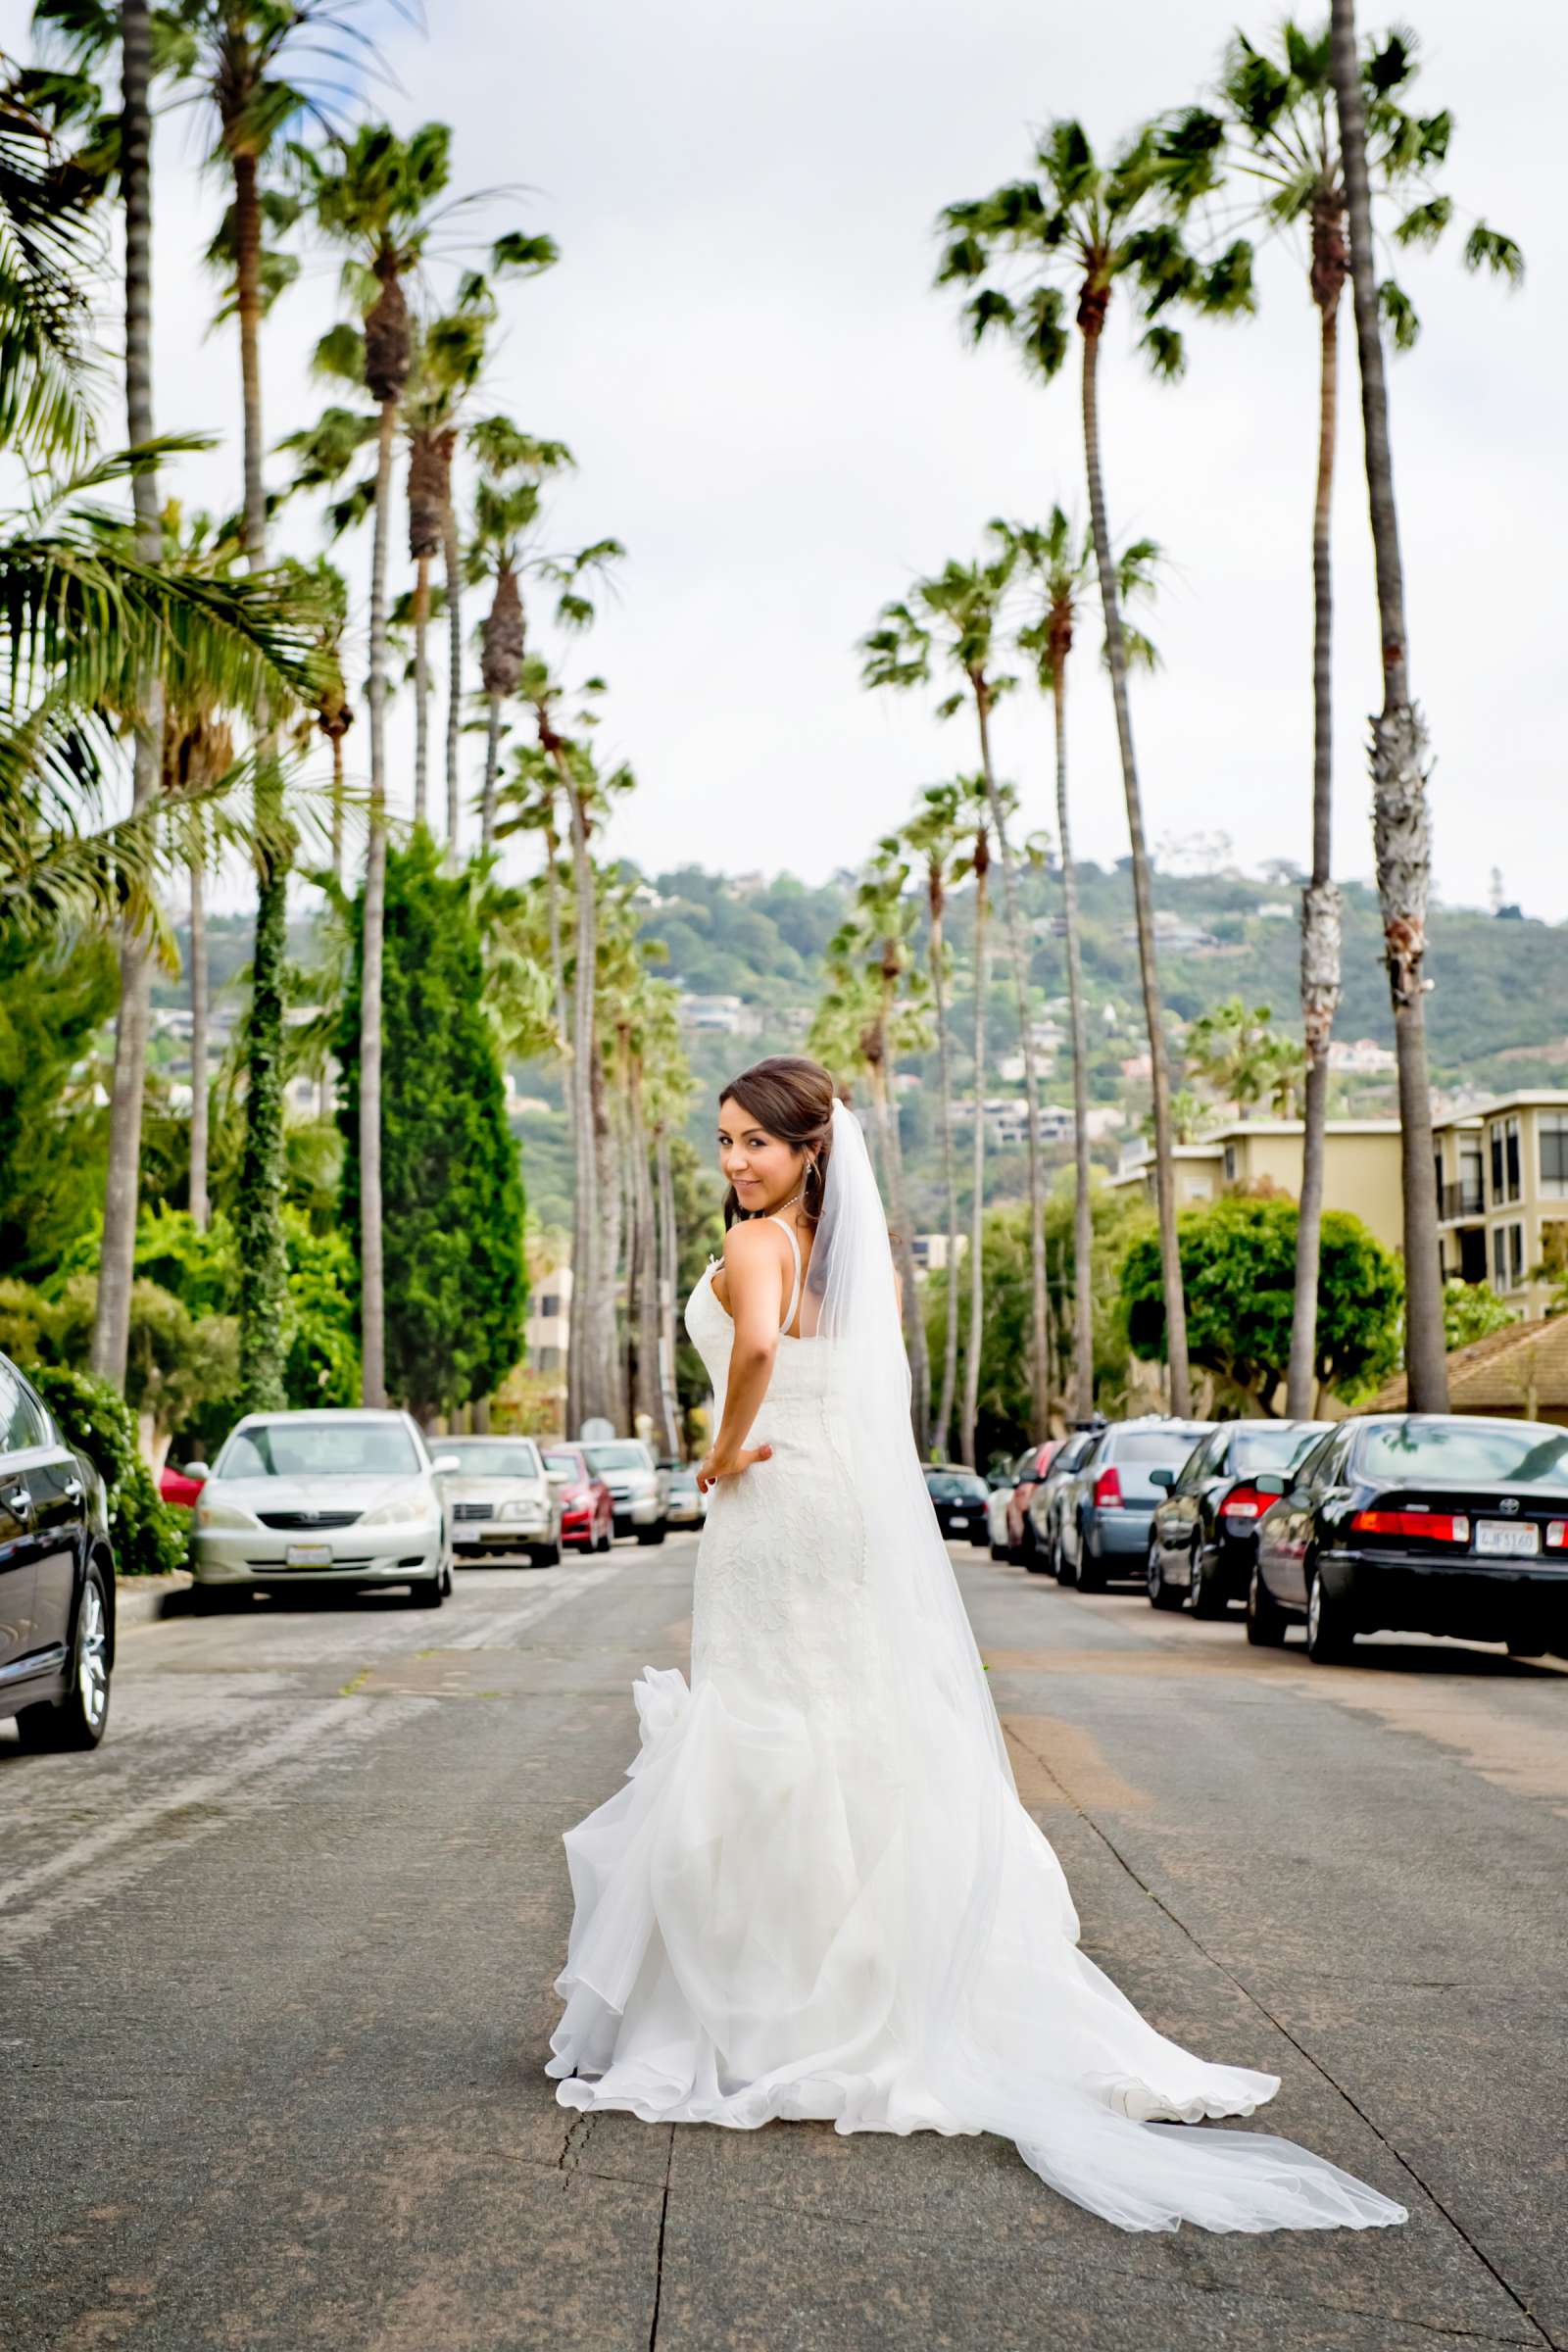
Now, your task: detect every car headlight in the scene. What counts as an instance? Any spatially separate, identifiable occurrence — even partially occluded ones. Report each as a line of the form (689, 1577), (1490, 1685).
(196, 1498), (256, 1531)
(362, 1491), (435, 1528)
(498, 1498), (541, 1520)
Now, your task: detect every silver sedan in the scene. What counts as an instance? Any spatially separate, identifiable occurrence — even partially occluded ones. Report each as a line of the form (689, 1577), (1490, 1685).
(188, 1410), (459, 1609)
(440, 1435), (563, 1566)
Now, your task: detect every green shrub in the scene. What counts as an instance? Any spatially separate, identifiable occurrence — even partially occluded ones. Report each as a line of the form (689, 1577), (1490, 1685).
(28, 1363), (186, 1578)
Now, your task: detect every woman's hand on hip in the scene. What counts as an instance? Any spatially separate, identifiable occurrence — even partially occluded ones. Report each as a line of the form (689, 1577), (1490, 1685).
(696, 1443), (772, 1494)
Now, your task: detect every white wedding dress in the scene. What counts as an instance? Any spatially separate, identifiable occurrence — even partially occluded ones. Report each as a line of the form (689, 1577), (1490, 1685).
(547, 1108), (1406, 2234)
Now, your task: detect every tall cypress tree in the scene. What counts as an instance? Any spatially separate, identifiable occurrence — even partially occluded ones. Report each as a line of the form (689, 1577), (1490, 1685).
(338, 832), (526, 1421)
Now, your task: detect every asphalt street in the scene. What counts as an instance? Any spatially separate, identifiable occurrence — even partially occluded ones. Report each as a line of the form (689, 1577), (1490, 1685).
(4, 1535), (1567, 2352)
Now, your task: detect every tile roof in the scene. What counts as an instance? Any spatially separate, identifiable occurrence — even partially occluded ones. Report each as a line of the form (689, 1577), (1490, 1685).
(1369, 1314), (1568, 1416)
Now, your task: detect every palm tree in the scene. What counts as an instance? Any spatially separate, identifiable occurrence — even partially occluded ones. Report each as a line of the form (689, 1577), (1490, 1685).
(301, 119), (456, 1406)
(900, 781), (967, 1457)
(1169, 19), (1520, 1416)
(958, 777), (992, 1469)
(493, 743), (569, 1041)
(1184, 998), (1299, 1119)
(465, 416), (577, 856)
(862, 543), (1052, 1441)
(90, 0), (163, 1390)
(289, 553), (353, 880)
(938, 122), (1249, 1414)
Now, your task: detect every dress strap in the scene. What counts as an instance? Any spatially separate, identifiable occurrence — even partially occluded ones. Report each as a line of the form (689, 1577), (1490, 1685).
(765, 1214), (803, 1334)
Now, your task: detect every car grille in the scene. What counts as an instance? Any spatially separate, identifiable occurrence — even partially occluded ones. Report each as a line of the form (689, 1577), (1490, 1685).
(256, 1509), (361, 1531)
(454, 1501), (493, 1522)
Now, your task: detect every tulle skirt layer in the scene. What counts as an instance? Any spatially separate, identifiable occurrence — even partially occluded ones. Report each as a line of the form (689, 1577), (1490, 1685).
(547, 1666), (1407, 2235)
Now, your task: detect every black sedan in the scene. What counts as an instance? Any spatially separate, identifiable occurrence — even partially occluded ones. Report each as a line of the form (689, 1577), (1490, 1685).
(1, 1352), (115, 1749)
(923, 1465), (991, 1545)
(1147, 1418), (1330, 1614)
(1249, 1413), (1568, 1664)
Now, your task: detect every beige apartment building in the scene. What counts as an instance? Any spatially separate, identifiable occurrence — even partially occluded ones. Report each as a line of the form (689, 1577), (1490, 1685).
(1110, 1092), (1568, 1320)
(1109, 1119), (1405, 1253)
(1432, 1092), (1568, 1319)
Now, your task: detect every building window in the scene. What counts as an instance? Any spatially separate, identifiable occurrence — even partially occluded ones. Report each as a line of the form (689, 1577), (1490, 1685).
(1541, 1116), (1568, 1200)
(1490, 1117), (1522, 1205)
(1459, 1146), (1484, 1215)
(1223, 1145), (1237, 1183)
(1492, 1226), (1508, 1294)
(1510, 1223), (1526, 1288)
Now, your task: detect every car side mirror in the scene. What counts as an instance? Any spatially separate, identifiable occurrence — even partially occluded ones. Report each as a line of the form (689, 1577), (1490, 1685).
(1149, 1466), (1175, 1490)
(182, 1461), (211, 1482)
(431, 1453), (462, 1476)
(1252, 1473), (1287, 1497)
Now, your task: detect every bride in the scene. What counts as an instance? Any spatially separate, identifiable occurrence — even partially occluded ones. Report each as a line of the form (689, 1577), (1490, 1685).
(547, 1055), (1405, 2234)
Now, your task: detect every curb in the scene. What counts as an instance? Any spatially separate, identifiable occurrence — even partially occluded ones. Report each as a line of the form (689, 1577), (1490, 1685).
(116, 1571), (193, 1631)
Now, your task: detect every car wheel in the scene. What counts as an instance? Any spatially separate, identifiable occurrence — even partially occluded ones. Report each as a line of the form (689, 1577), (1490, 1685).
(530, 1541), (562, 1568)
(1075, 1523), (1104, 1594)
(989, 1536), (1008, 1561)
(1147, 1542), (1182, 1611)
(408, 1572), (444, 1609)
(440, 1554), (454, 1596)
(595, 1524), (612, 1554)
(1305, 1566), (1354, 1664)
(16, 1560), (112, 1752)
(192, 1582), (234, 1616)
(1246, 1560), (1289, 1647)
(1189, 1545), (1226, 1619)
(636, 1520), (666, 1547)
(1506, 1636), (1544, 1659)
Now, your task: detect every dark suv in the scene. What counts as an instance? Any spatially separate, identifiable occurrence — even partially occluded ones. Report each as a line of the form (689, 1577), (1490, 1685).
(0, 1352), (115, 1750)
(1056, 1419), (1215, 1592)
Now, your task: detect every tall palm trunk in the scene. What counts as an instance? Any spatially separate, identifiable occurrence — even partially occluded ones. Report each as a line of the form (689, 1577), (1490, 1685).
(1331, 0), (1447, 1409)
(543, 824), (567, 1045)
(327, 718), (346, 885)
(92, 0), (162, 1391)
(359, 393), (398, 1406)
(1079, 307), (1191, 1412)
(593, 1043), (625, 1428)
(188, 836), (210, 1229)
(443, 497), (463, 849)
(1052, 640), (1094, 1421)
(654, 1126), (682, 1456)
(411, 549), (430, 826)
(1288, 201), (1348, 1420)
(960, 837), (989, 1468)
(974, 688), (1050, 1438)
(232, 141), (288, 1410)
(480, 564), (522, 858)
(559, 751), (602, 1432)
(481, 699), (504, 854)
(628, 1062), (662, 1436)
(927, 884), (960, 1457)
(871, 993), (929, 1452)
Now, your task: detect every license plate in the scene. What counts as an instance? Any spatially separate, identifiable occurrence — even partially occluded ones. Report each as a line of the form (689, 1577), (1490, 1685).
(1476, 1520), (1540, 1558)
(949, 1515), (968, 1530)
(285, 1543), (333, 1567)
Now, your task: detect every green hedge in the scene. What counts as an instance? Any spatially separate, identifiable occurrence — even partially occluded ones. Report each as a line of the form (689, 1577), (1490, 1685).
(29, 1363), (186, 1578)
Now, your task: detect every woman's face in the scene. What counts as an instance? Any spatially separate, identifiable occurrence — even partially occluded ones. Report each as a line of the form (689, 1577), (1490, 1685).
(717, 1097), (808, 1214)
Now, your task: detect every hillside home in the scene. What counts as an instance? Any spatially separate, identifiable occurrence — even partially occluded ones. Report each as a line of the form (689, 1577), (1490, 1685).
(1432, 1092), (1568, 1319)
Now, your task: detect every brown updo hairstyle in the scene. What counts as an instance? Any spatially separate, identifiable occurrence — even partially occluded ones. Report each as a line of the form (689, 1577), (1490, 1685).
(718, 1055), (836, 1229)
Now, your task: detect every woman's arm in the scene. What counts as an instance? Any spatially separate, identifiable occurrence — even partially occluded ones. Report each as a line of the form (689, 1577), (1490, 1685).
(697, 1222), (785, 1491)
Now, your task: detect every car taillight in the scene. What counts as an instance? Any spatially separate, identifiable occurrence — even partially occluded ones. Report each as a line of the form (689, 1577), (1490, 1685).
(1351, 1509), (1471, 1544)
(1095, 1466), (1123, 1508)
(1220, 1486), (1268, 1520)
(1546, 1521), (1567, 1550)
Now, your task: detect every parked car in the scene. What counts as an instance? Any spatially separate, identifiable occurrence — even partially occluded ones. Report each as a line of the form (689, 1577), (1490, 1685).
(542, 1445), (615, 1553)
(188, 1409), (458, 1609)
(0, 1350), (115, 1751)
(159, 1459), (206, 1510)
(1249, 1413), (1568, 1664)
(582, 1440), (667, 1544)
(439, 1436), (562, 1567)
(1028, 1429), (1103, 1578)
(1146, 1419), (1331, 1614)
(662, 1462), (707, 1530)
(1056, 1419), (1216, 1592)
(1005, 1441), (1062, 1567)
(923, 1464), (992, 1544)
(987, 1475), (1016, 1562)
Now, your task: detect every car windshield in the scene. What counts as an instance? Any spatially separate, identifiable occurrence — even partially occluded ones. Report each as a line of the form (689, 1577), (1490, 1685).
(666, 1466), (698, 1491)
(1110, 1429), (1209, 1495)
(927, 1473), (987, 1500)
(584, 1444), (649, 1473)
(218, 1420), (420, 1479)
(444, 1442), (541, 1480)
(1356, 1421), (1568, 1490)
(1233, 1427), (1321, 1475)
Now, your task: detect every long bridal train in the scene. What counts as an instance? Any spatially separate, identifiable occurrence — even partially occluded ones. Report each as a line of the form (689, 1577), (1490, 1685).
(546, 1103), (1406, 2236)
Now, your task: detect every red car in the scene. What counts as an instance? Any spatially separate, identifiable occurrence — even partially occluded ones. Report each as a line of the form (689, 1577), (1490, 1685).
(159, 1459), (207, 1510)
(541, 1444), (614, 1553)
(1006, 1441), (1061, 1565)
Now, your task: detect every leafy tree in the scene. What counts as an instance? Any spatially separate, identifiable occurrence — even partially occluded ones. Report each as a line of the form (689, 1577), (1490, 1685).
(0, 925), (116, 1277)
(1183, 996), (1303, 1116)
(337, 830), (525, 1421)
(1121, 1191), (1401, 1410)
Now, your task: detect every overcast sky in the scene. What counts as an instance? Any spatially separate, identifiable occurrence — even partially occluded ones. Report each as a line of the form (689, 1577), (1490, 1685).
(12, 0), (1564, 915)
